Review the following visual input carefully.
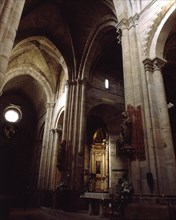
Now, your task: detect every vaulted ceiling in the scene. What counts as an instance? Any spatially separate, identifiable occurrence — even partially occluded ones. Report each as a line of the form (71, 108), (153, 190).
(15, 0), (121, 78)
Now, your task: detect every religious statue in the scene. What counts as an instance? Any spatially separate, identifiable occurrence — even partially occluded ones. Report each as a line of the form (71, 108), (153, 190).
(117, 111), (133, 153)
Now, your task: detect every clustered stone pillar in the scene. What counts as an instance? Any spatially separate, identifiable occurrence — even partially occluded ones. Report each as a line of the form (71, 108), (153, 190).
(49, 128), (62, 190)
(62, 80), (70, 141)
(118, 18), (134, 106)
(0, 0), (25, 88)
(143, 58), (161, 194)
(78, 79), (87, 155)
(143, 57), (176, 194)
(61, 78), (86, 191)
(119, 16), (144, 193)
(119, 13), (176, 194)
(152, 58), (176, 193)
(38, 101), (55, 190)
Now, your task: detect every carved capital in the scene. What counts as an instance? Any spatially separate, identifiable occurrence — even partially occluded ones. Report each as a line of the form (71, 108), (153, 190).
(77, 78), (90, 87)
(130, 14), (139, 27)
(66, 80), (77, 86)
(45, 102), (55, 108)
(77, 78), (84, 85)
(65, 80), (71, 87)
(152, 58), (167, 71)
(117, 18), (129, 31)
(50, 128), (62, 135)
(143, 58), (153, 72)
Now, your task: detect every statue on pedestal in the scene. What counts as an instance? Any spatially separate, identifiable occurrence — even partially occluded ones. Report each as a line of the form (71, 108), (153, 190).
(117, 111), (134, 157)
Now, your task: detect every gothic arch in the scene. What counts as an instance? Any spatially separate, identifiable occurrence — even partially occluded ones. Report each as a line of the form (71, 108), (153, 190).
(79, 15), (118, 80)
(12, 36), (68, 78)
(3, 66), (53, 103)
(54, 107), (65, 130)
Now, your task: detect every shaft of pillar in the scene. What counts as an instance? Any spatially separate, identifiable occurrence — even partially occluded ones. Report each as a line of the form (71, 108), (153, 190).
(120, 19), (134, 107)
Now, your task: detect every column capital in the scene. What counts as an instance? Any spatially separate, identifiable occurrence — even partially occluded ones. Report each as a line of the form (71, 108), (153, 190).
(65, 80), (70, 87)
(129, 14), (139, 28)
(45, 102), (55, 108)
(152, 58), (167, 71)
(143, 58), (153, 72)
(77, 78), (84, 85)
(50, 128), (62, 134)
(65, 80), (76, 86)
(117, 18), (129, 31)
(78, 78), (90, 85)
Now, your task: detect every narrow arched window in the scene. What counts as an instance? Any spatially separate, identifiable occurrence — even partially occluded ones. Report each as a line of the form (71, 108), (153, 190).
(105, 78), (109, 89)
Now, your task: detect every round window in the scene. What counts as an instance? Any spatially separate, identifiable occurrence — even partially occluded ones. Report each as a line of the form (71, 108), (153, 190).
(4, 105), (22, 123)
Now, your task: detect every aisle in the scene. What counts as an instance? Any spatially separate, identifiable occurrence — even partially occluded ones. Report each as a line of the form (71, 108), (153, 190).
(8, 207), (109, 220)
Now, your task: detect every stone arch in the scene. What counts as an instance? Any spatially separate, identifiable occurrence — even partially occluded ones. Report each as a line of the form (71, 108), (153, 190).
(13, 36), (68, 75)
(87, 103), (122, 135)
(79, 15), (117, 80)
(54, 107), (65, 130)
(148, 4), (176, 59)
(85, 103), (127, 191)
(2, 65), (53, 102)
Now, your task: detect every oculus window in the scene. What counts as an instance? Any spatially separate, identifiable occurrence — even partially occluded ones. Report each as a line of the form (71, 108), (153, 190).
(4, 105), (22, 123)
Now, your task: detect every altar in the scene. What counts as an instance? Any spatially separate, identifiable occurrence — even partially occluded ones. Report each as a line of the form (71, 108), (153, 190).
(80, 192), (111, 217)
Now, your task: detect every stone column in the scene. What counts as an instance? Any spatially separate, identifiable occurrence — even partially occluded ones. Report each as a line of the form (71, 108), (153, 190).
(0, 0), (25, 88)
(143, 58), (161, 194)
(61, 78), (85, 191)
(62, 80), (70, 140)
(67, 81), (77, 189)
(118, 18), (134, 107)
(78, 79), (86, 155)
(38, 101), (55, 189)
(32, 138), (42, 189)
(152, 58), (176, 193)
(75, 79), (88, 191)
(119, 15), (145, 193)
(49, 128), (62, 190)
(128, 15), (142, 106)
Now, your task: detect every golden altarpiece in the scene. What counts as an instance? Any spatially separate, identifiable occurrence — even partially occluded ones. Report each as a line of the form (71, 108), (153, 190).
(85, 128), (109, 192)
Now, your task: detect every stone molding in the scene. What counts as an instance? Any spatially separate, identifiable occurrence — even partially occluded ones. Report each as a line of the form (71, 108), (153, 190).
(142, 2), (174, 57)
(116, 14), (139, 44)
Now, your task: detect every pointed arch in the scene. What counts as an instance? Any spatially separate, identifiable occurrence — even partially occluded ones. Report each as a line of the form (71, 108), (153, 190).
(78, 15), (118, 80)
(2, 65), (53, 102)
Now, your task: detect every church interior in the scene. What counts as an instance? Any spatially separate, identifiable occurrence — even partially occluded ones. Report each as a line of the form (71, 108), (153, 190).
(0, 0), (176, 219)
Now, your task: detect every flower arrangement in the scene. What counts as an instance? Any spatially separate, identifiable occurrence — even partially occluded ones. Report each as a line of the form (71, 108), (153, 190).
(113, 175), (133, 213)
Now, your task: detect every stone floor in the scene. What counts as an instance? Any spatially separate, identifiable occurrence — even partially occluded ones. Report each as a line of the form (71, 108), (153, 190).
(8, 207), (110, 220)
